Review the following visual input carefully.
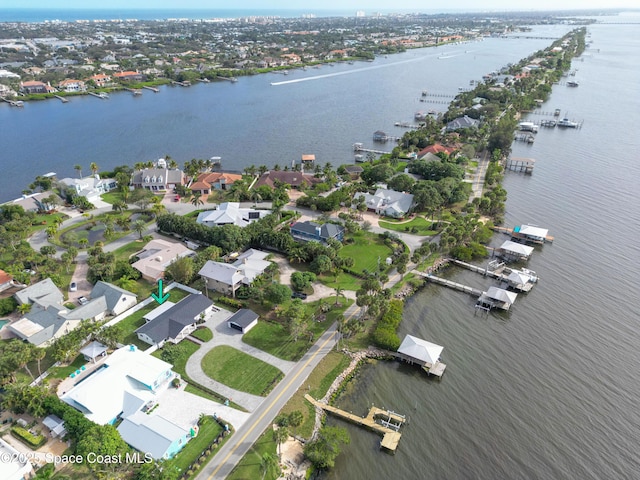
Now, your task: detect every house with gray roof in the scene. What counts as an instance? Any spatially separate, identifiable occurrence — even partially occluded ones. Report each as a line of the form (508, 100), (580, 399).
(198, 249), (272, 298)
(196, 202), (268, 228)
(118, 412), (190, 460)
(290, 221), (344, 244)
(9, 279), (136, 346)
(446, 115), (480, 132)
(136, 294), (214, 346)
(354, 188), (414, 218)
(227, 309), (259, 334)
(131, 159), (184, 192)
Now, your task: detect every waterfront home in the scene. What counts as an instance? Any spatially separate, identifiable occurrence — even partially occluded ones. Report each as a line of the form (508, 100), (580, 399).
(59, 175), (117, 203)
(57, 79), (86, 92)
(131, 162), (184, 192)
(198, 248), (271, 297)
(446, 115), (480, 132)
(90, 73), (112, 87)
(19, 80), (55, 94)
(290, 221), (345, 244)
(9, 279), (136, 346)
(5, 192), (58, 213)
(417, 143), (458, 158)
(136, 294), (215, 347)
(131, 239), (195, 282)
(196, 202), (268, 228)
(476, 286), (518, 311)
(190, 172), (243, 196)
(254, 170), (321, 189)
(113, 71), (147, 82)
(496, 240), (534, 262)
(354, 188), (414, 218)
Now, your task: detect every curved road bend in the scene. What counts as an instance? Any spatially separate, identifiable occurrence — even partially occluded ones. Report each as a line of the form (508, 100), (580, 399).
(196, 322), (341, 480)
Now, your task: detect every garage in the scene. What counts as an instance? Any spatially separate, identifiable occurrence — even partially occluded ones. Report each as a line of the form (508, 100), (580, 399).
(227, 309), (259, 334)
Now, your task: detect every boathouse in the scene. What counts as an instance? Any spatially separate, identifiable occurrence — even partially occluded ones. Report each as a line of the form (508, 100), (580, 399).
(513, 225), (550, 244)
(476, 286), (518, 311)
(496, 241), (534, 262)
(396, 334), (446, 377)
(504, 270), (536, 292)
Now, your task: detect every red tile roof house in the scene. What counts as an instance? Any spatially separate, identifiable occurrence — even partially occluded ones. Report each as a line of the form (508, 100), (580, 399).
(190, 172), (243, 198)
(0, 269), (13, 292)
(57, 79), (86, 92)
(90, 73), (112, 87)
(19, 81), (56, 94)
(113, 71), (147, 82)
(417, 143), (458, 157)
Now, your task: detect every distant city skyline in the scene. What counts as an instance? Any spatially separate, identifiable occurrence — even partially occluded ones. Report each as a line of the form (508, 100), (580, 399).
(3, 1), (638, 11)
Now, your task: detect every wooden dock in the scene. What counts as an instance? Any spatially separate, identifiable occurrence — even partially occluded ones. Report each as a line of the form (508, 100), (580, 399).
(390, 351), (447, 378)
(143, 86), (159, 92)
(54, 95), (68, 103)
(124, 88), (142, 96)
(506, 157), (535, 173)
(449, 259), (535, 292)
(88, 92), (108, 100)
(353, 143), (391, 154)
(305, 395), (405, 453)
(1, 98), (24, 107)
(414, 271), (483, 296)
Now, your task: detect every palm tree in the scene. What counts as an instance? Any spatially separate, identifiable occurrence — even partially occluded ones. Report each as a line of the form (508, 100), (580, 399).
(133, 219), (147, 239)
(74, 164), (83, 179)
(190, 192), (204, 208)
(258, 165), (268, 176)
(33, 348), (46, 377)
(334, 286), (343, 305)
(151, 202), (166, 218)
(250, 190), (262, 207)
(272, 426), (289, 463)
(18, 303), (32, 315)
(90, 162), (99, 176)
(260, 453), (279, 480)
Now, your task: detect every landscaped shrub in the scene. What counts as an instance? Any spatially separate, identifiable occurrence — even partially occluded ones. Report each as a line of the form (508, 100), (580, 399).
(11, 426), (47, 449)
(372, 299), (403, 350)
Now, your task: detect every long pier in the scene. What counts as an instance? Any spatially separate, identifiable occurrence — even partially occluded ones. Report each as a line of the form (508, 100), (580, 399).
(448, 259), (535, 292)
(88, 92), (108, 100)
(1, 98), (24, 107)
(54, 95), (68, 103)
(143, 86), (159, 92)
(353, 143), (390, 154)
(216, 76), (238, 83)
(305, 395), (405, 452)
(414, 271), (483, 296)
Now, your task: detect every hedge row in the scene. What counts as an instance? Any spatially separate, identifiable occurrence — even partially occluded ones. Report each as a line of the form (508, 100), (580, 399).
(372, 299), (403, 350)
(11, 426), (47, 449)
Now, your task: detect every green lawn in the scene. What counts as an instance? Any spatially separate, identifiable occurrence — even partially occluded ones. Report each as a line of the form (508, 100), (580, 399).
(172, 415), (224, 475)
(191, 327), (213, 342)
(201, 346), (283, 396)
(226, 431), (280, 480)
(28, 212), (68, 235)
(111, 240), (145, 262)
(242, 300), (353, 361)
(48, 355), (86, 379)
(100, 191), (123, 205)
(379, 216), (438, 236)
(339, 231), (393, 274)
(319, 271), (361, 291)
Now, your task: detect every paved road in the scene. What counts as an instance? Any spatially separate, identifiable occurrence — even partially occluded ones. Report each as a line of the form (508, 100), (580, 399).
(469, 150), (490, 201)
(195, 322), (340, 480)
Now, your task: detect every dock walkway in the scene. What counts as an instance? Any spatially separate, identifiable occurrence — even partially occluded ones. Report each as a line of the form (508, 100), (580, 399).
(414, 271), (482, 297)
(305, 394), (405, 452)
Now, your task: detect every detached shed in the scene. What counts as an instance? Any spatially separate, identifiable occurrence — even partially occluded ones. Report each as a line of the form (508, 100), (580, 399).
(43, 415), (67, 438)
(80, 341), (108, 363)
(227, 309), (259, 334)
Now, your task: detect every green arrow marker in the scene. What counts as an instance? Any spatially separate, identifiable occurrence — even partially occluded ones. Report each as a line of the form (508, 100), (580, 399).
(151, 279), (170, 305)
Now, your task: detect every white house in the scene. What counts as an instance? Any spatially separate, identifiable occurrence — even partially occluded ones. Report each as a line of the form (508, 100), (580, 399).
(196, 202), (268, 228)
(198, 249), (271, 297)
(354, 188), (414, 218)
(59, 174), (117, 203)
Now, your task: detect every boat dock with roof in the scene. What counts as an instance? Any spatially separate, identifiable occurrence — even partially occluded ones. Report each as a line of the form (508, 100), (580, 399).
(492, 224), (554, 244)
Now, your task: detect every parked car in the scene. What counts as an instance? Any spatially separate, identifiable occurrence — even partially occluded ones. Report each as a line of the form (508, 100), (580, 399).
(69, 282), (77, 292)
(78, 296), (89, 305)
(291, 291), (307, 300)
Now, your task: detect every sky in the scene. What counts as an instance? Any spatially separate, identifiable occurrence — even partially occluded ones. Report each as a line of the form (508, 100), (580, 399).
(2, 0), (639, 10)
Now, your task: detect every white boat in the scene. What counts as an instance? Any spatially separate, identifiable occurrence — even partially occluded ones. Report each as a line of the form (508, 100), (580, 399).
(557, 118), (578, 128)
(567, 80), (579, 87)
(519, 122), (538, 133)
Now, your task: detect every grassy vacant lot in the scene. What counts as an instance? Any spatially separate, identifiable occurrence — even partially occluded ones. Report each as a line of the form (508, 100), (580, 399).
(319, 271), (361, 291)
(339, 231), (393, 274)
(226, 430), (280, 480)
(281, 351), (351, 439)
(201, 346), (283, 397)
(242, 299), (353, 361)
(28, 212), (68, 235)
(379, 216), (438, 236)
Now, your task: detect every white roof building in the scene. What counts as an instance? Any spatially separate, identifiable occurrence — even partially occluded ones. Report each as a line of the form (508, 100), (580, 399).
(0, 438), (34, 480)
(61, 346), (175, 425)
(196, 202), (268, 228)
(354, 188), (414, 218)
(132, 239), (195, 282)
(485, 286), (518, 305)
(498, 241), (534, 261)
(397, 335), (443, 365)
(198, 249), (271, 297)
(118, 411), (190, 460)
(515, 224), (549, 242)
